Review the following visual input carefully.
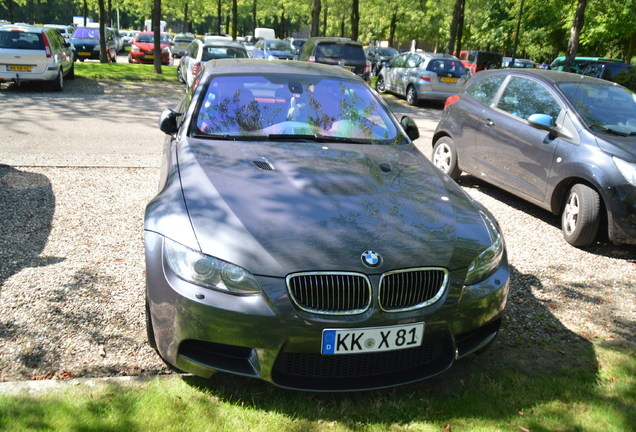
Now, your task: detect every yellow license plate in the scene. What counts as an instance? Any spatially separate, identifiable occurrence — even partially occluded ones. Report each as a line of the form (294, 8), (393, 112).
(8, 65), (31, 72)
(146, 55), (154, 60)
(79, 52), (91, 56)
(441, 77), (458, 83)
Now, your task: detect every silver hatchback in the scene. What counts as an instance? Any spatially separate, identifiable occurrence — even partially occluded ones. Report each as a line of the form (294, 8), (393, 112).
(0, 23), (74, 91)
(377, 52), (467, 105)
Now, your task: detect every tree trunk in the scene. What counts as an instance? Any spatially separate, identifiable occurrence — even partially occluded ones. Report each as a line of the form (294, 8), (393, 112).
(446, 0), (462, 54)
(625, 32), (635, 63)
(182, 2), (189, 33)
(280, 6), (285, 38)
(322, 5), (327, 36)
(7, 0), (14, 23)
(231, 0), (237, 39)
(389, 12), (397, 47)
(153, 0), (162, 74)
(217, 0), (222, 34)
(455, 0), (465, 55)
(350, 0), (359, 41)
(98, 0), (107, 63)
(252, 0), (257, 36)
(310, 0), (321, 37)
(83, 0), (87, 26)
(566, 0), (587, 60)
(108, 0), (112, 27)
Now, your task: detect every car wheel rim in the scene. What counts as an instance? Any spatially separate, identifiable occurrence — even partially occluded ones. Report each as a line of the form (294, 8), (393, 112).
(563, 192), (580, 235)
(377, 78), (384, 91)
(433, 144), (451, 173)
(407, 88), (415, 103)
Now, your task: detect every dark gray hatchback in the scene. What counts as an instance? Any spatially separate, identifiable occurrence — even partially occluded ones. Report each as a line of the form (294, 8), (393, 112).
(432, 69), (636, 247)
(298, 37), (370, 83)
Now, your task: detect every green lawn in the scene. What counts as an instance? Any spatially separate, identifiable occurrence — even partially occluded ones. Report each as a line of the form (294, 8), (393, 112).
(0, 345), (633, 431)
(74, 61), (179, 83)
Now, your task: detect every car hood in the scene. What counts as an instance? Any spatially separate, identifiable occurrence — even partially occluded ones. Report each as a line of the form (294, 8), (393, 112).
(595, 134), (636, 162)
(176, 139), (493, 277)
(69, 38), (100, 48)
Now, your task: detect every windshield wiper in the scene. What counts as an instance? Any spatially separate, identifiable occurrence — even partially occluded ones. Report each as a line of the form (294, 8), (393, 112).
(190, 132), (264, 141)
(268, 134), (373, 144)
(589, 124), (635, 137)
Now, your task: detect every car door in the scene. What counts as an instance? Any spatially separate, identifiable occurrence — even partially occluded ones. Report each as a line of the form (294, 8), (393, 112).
(385, 53), (408, 93)
(404, 54), (422, 94)
(474, 75), (565, 202)
(185, 42), (199, 87)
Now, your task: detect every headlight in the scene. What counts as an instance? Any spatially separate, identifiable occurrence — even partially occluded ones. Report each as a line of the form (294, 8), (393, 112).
(464, 211), (505, 286)
(613, 157), (636, 186)
(131, 45), (140, 52)
(163, 238), (261, 294)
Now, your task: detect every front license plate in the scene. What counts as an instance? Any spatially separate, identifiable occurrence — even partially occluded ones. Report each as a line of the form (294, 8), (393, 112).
(145, 55), (154, 60)
(79, 52), (91, 56)
(321, 322), (424, 355)
(7, 65), (31, 72)
(441, 77), (458, 83)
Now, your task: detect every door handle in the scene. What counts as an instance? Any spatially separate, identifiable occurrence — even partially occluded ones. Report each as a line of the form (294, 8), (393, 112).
(484, 119), (495, 127)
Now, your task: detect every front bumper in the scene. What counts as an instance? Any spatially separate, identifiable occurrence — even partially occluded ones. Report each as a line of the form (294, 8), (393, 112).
(145, 231), (509, 391)
(129, 51), (171, 64)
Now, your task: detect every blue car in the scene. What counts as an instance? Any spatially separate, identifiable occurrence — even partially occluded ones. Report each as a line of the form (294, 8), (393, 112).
(432, 68), (636, 247)
(250, 39), (295, 60)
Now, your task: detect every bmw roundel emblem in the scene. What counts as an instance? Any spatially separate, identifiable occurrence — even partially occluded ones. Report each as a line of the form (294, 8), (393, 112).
(361, 250), (382, 268)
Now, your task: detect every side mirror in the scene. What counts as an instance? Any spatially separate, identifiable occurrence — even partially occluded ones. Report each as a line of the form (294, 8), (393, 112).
(158, 109), (182, 135)
(528, 113), (555, 130)
(400, 116), (420, 141)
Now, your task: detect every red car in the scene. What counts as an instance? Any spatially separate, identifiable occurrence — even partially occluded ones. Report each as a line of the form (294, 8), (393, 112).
(128, 32), (172, 65)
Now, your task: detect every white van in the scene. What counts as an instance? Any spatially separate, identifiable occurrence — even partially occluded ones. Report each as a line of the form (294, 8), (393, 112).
(254, 27), (275, 40)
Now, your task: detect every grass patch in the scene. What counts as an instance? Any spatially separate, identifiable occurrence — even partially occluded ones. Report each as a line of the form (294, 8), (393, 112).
(74, 62), (179, 83)
(0, 345), (633, 431)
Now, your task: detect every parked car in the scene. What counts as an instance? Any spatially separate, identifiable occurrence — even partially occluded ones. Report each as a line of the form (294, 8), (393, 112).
(120, 30), (139, 47)
(549, 56), (635, 91)
(112, 28), (124, 53)
(365, 46), (399, 75)
(376, 52), (467, 105)
(287, 37), (306, 53)
(432, 69), (636, 247)
(250, 39), (295, 60)
(128, 31), (173, 65)
(68, 26), (118, 62)
(298, 37), (371, 83)
(0, 23), (74, 91)
(502, 57), (536, 68)
(456, 50), (502, 75)
(172, 32), (196, 58)
(177, 39), (248, 89)
(145, 59), (509, 391)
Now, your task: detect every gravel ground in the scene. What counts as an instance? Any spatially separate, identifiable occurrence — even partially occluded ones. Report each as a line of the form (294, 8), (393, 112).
(0, 78), (634, 383)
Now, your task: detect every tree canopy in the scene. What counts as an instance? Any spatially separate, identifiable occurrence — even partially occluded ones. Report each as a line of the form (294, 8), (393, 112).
(1, 0), (634, 62)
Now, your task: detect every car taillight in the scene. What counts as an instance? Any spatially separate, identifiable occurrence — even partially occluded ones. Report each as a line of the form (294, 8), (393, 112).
(308, 55), (316, 63)
(192, 62), (201, 76)
(444, 94), (460, 109)
(41, 32), (52, 57)
(420, 76), (431, 82)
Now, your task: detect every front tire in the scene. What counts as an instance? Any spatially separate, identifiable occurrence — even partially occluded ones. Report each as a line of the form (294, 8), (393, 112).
(66, 62), (75, 80)
(561, 184), (600, 247)
(432, 137), (461, 180)
(406, 85), (418, 105)
(376, 75), (386, 93)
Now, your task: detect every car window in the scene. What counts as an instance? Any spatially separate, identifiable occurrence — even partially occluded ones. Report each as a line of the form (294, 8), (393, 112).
(558, 82), (636, 133)
(391, 53), (409, 68)
(466, 75), (506, 105)
(194, 74), (398, 142)
(202, 46), (248, 61)
(266, 41), (292, 52)
(315, 43), (365, 62)
(406, 55), (420, 68)
(497, 77), (562, 122)
(0, 30), (43, 50)
(426, 59), (465, 75)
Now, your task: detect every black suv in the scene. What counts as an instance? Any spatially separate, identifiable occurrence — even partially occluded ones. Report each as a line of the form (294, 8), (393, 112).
(298, 37), (370, 83)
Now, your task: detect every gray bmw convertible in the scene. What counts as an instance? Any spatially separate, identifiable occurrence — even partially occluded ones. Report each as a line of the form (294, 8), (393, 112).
(144, 59), (509, 391)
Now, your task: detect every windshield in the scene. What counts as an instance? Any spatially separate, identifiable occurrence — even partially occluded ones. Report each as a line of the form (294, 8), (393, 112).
(202, 46), (248, 61)
(193, 74), (399, 143)
(136, 33), (168, 43)
(72, 27), (100, 38)
(265, 41), (293, 52)
(558, 82), (636, 135)
(376, 48), (398, 57)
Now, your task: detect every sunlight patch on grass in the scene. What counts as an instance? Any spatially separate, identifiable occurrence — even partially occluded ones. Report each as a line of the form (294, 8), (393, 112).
(74, 62), (179, 83)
